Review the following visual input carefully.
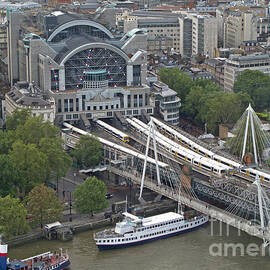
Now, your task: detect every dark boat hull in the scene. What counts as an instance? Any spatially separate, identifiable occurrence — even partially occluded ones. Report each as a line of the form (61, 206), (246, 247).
(97, 222), (208, 251)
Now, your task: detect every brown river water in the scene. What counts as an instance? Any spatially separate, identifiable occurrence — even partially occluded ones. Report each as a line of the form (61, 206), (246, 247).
(8, 223), (270, 270)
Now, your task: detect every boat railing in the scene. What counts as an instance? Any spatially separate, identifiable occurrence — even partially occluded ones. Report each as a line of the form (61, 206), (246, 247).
(184, 215), (206, 223)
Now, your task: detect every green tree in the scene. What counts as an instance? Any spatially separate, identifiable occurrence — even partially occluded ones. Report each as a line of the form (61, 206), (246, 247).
(9, 140), (48, 192)
(71, 135), (102, 168)
(73, 176), (108, 216)
(159, 68), (194, 101)
(15, 116), (59, 146)
(25, 184), (63, 227)
(200, 92), (251, 134)
(0, 155), (23, 197)
(233, 70), (270, 111)
(39, 137), (72, 181)
(0, 195), (29, 239)
(5, 108), (31, 131)
(0, 130), (15, 154)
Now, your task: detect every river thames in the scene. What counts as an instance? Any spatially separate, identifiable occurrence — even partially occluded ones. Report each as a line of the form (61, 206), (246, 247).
(8, 222), (270, 270)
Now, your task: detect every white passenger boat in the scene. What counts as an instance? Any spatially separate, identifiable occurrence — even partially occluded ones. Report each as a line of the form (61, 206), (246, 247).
(94, 211), (208, 250)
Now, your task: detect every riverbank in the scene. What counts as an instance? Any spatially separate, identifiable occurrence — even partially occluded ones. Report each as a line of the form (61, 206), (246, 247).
(7, 199), (177, 248)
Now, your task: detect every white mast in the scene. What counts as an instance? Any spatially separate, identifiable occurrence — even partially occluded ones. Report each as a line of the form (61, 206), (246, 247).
(241, 105), (250, 161)
(241, 104), (258, 165)
(255, 175), (269, 247)
(139, 118), (161, 199)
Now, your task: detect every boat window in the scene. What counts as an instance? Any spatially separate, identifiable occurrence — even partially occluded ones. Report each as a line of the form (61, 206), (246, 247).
(122, 239), (124, 242)
(118, 239), (120, 242)
(103, 240), (106, 243)
(107, 240), (110, 242)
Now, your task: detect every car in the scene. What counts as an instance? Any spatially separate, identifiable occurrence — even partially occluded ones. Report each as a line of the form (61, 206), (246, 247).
(104, 212), (112, 219)
(105, 193), (113, 199)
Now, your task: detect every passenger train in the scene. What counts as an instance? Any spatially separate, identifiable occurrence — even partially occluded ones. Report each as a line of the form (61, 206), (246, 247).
(62, 122), (167, 168)
(150, 117), (270, 182)
(96, 120), (129, 143)
(126, 118), (230, 176)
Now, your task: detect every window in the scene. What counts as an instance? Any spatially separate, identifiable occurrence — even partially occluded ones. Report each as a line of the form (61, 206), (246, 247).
(99, 106), (103, 110)
(58, 99), (62, 113)
(93, 106), (96, 110)
(73, 114), (78, 119)
(64, 99), (68, 112)
(66, 114), (71, 120)
(69, 99), (73, 112)
(134, 94), (138, 107)
(139, 94), (143, 107)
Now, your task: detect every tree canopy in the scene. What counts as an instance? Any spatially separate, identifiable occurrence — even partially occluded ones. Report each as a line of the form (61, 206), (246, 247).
(0, 155), (23, 197)
(159, 68), (253, 134)
(0, 110), (72, 194)
(73, 176), (108, 216)
(233, 70), (270, 112)
(5, 108), (31, 131)
(0, 195), (29, 239)
(71, 135), (102, 168)
(25, 184), (63, 227)
(159, 68), (194, 101)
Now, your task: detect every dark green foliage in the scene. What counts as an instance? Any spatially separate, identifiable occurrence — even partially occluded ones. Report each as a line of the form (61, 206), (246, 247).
(5, 108), (31, 131)
(71, 135), (102, 168)
(0, 195), (30, 239)
(9, 140), (48, 192)
(0, 155), (23, 197)
(73, 176), (108, 216)
(159, 68), (251, 134)
(233, 70), (270, 111)
(0, 111), (72, 195)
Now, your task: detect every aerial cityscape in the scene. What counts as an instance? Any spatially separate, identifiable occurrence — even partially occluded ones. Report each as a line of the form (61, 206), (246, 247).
(1, 0), (270, 269)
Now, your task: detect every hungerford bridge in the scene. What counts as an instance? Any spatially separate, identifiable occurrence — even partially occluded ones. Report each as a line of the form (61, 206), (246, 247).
(62, 119), (270, 246)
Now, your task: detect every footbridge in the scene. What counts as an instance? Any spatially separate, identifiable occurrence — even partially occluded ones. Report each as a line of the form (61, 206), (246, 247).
(108, 165), (270, 242)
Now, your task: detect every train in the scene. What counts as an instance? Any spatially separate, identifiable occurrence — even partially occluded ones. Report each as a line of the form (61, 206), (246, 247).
(62, 122), (168, 168)
(126, 118), (230, 176)
(150, 117), (270, 182)
(96, 120), (129, 143)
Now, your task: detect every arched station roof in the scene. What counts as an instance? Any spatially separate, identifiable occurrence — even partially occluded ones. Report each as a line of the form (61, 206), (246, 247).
(60, 42), (130, 66)
(47, 19), (114, 42)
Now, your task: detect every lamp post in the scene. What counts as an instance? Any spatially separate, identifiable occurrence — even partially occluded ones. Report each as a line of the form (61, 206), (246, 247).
(68, 191), (72, 222)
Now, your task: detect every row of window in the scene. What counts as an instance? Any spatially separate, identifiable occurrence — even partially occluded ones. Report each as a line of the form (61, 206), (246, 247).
(137, 219), (184, 232)
(98, 236), (138, 243)
(64, 108), (153, 120)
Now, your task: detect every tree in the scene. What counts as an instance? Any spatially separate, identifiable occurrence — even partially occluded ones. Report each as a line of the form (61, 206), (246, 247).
(0, 130), (15, 155)
(73, 177), (108, 216)
(233, 70), (270, 111)
(159, 68), (194, 101)
(15, 116), (59, 146)
(0, 155), (23, 197)
(5, 108), (31, 131)
(71, 135), (102, 168)
(9, 140), (48, 192)
(0, 195), (29, 239)
(25, 184), (63, 227)
(199, 91), (252, 134)
(39, 137), (72, 181)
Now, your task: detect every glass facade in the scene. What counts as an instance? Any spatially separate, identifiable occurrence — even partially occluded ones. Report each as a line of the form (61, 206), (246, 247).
(64, 47), (127, 89)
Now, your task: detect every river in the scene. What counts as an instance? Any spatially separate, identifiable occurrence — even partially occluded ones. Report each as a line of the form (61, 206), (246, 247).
(8, 221), (270, 270)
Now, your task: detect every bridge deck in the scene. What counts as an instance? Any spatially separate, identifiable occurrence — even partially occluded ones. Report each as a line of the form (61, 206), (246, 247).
(108, 166), (270, 242)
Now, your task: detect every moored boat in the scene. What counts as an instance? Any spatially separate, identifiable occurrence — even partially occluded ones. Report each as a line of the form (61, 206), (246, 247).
(94, 211), (208, 250)
(0, 239), (70, 270)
